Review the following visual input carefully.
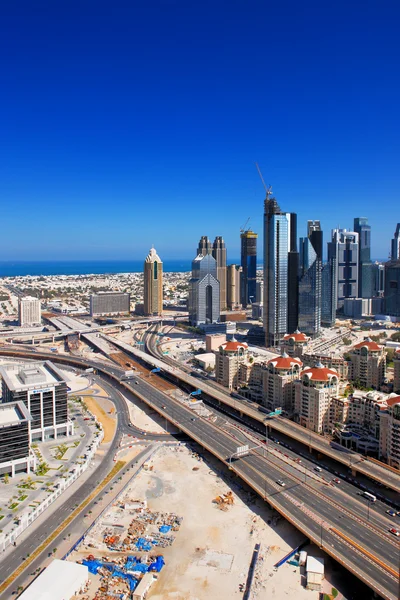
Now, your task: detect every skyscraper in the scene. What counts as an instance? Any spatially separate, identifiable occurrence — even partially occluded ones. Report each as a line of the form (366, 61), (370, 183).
(212, 236), (227, 311)
(240, 230), (258, 308)
(298, 220), (322, 337)
(143, 247), (163, 316)
(188, 254), (220, 325)
(18, 297), (41, 327)
(197, 235), (212, 256)
(263, 190), (295, 347)
(328, 229), (359, 310)
(354, 217), (375, 298)
(384, 260), (400, 317)
(391, 224), (400, 260)
(321, 258), (337, 327)
(227, 264), (242, 310)
(287, 212), (299, 334)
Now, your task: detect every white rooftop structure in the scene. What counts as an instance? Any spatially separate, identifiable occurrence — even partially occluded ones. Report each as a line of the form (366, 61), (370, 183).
(0, 401), (31, 428)
(18, 559), (88, 600)
(0, 361), (67, 392)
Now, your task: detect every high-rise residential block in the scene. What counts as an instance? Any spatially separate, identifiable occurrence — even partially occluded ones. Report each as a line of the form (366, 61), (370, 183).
(348, 338), (386, 390)
(240, 230), (258, 307)
(394, 349), (400, 394)
(298, 221), (322, 337)
(384, 260), (400, 317)
(18, 296), (41, 327)
(143, 247), (163, 316)
(227, 264), (242, 310)
(294, 364), (339, 433)
(0, 361), (72, 442)
(391, 224), (400, 260)
(380, 395), (400, 469)
(263, 190), (297, 347)
(262, 353), (302, 414)
(328, 229), (359, 310)
(188, 254), (220, 326)
(212, 236), (227, 311)
(215, 340), (248, 389)
(90, 292), (130, 317)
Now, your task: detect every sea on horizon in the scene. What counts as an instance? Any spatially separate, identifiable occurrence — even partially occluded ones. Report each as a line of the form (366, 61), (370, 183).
(0, 258), (246, 278)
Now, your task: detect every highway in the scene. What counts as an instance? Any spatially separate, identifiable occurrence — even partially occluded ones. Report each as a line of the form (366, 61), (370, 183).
(112, 328), (400, 494)
(0, 348), (399, 599)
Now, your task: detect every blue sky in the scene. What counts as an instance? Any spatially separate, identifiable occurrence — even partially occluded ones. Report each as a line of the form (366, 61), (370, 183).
(0, 0), (399, 261)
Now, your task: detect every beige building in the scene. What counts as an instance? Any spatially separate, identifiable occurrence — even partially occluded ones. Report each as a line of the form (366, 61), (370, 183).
(262, 353), (302, 414)
(18, 296), (41, 327)
(215, 340), (248, 390)
(281, 331), (310, 357)
(226, 265), (242, 310)
(348, 338), (386, 390)
(143, 247), (163, 316)
(380, 395), (400, 469)
(295, 364), (339, 433)
(394, 349), (400, 394)
(205, 334), (226, 352)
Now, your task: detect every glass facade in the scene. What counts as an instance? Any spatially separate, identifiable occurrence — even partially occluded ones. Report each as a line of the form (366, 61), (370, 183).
(298, 237), (321, 337)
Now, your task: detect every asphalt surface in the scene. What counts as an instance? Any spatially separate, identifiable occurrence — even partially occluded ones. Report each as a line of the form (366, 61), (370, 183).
(0, 348), (399, 599)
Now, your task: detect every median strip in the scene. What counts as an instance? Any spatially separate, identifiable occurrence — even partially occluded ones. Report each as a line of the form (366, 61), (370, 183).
(0, 460), (125, 596)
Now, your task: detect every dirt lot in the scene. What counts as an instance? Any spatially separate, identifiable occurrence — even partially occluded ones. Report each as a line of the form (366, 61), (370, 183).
(70, 444), (345, 600)
(84, 394), (116, 443)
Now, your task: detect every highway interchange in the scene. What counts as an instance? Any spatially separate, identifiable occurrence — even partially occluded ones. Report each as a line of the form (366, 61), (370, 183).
(0, 346), (399, 599)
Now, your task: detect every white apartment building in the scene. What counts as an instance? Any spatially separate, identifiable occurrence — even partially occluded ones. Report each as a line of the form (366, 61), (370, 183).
(18, 296), (41, 327)
(380, 395), (400, 469)
(348, 338), (386, 390)
(262, 353), (302, 414)
(295, 364), (339, 433)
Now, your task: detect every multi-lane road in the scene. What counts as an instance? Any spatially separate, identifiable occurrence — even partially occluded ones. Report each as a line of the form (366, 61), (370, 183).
(0, 347), (399, 600)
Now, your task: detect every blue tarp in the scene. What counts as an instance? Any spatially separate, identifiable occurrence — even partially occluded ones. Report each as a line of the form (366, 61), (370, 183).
(149, 556), (165, 572)
(82, 559), (104, 574)
(159, 525), (171, 533)
(135, 537), (153, 551)
(82, 559), (138, 591)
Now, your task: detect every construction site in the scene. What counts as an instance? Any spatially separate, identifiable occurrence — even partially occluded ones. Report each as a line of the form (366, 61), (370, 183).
(65, 441), (348, 600)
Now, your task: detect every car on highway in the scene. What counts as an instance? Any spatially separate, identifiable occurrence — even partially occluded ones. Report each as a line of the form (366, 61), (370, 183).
(191, 417), (196, 421)
(135, 381), (139, 384)
(162, 405), (166, 409)
(388, 528), (399, 537)
(314, 466), (322, 472)
(276, 480), (285, 487)
(333, 478), (341, 484)
(386, 510), (397, 517)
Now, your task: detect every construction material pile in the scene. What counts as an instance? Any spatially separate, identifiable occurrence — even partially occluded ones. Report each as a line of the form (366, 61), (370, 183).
(213, 491), (235, 511)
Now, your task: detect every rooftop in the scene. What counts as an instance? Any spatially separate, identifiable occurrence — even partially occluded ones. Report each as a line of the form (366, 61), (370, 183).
(0, 361), (67, 392)
(220, 340), (248, 352)
(283, 330), (308, 343)
(353, 338), (382, 351)
(268, 353), (303, 370)
(0, 401), (31, 428)
(387, 395), (400, 407)
(301, 364), (338, 381)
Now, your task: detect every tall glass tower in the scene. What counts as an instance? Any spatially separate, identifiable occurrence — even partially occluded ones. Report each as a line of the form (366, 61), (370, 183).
(240, 230), (258, 307)
(354, 217), (375, 298)
(391, 224), (400, 260)
(263, 191), (295, 347)
(212, 236), (227, 311)
(298, 221), (322, 337)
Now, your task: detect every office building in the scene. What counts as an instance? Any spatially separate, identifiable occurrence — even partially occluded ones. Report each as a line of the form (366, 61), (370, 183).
(240, 230), (258, 307)
(18, 296), (41, 327)
(321, 258), (337, 327)
(391, 224), (400, 260)
(197, 235), (212, 256)
(262, 353), (302, 414)
(188, 253), (220, 326)
(0, 401), (35, 477)
(215, 340), (248, 389)
(212, 236), (227, 311)
(298, 221), (322, 337)
(348, 339), (386, 390)
(90, 292), (130, 317)
(394, 349), (400, 394)
(380, 395), (400, 469)
(353, 217), (374, 298)
(384, 260), (400, 317)
(375, 263), (385, 296)
(0, 361), (73, 441)
(143, 247), (163, 316)
(226, 265), (242, 310)
(328, 229), (359, 310)
(294, 364), (339, 433)
(263, 190), (297, 346)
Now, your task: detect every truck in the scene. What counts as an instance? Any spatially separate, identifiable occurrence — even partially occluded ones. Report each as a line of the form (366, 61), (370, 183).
(123, 370), (135, 378)
(85, 367), (94, 373)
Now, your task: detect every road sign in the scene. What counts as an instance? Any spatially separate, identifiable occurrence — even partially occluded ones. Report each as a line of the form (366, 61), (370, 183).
(236, 444), (249, 458)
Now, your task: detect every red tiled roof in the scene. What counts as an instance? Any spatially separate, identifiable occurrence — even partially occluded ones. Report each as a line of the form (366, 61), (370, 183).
(353, 340), (382, 351)
(283, 332), (308, 342)
(301, 366), (338, 381)
(268, 355), (303, 370)
(387, 395), (400, 407)
(221, 341), (248, 352)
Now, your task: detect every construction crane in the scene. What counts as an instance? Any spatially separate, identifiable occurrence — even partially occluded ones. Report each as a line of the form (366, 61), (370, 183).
(240, 217), (250, 233)
(255, 162), (273, 199)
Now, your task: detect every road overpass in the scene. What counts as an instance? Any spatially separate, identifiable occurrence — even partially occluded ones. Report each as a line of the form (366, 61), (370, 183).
(105, 334), (400, 494)
(0, 347), (399, 600)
